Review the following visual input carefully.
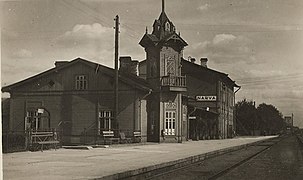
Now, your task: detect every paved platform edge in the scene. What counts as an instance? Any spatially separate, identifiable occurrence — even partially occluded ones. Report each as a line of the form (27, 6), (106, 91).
(98, 137), (278, 180)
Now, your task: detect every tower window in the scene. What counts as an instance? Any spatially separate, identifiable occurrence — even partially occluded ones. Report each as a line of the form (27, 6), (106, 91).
(165, 22), (170, 31)
(75, 75), (88, 90)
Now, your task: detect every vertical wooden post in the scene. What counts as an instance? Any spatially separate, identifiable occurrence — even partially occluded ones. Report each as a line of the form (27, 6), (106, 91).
(114, 15), (120, 131)
(292, 113), (294, 127)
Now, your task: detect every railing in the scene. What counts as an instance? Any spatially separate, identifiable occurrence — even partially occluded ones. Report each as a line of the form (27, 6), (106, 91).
(161, 75), (186, 87)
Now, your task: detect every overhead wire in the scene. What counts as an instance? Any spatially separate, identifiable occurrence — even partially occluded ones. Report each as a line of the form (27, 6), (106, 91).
(237, 73), (303, 83)
(72, 0), (143, 40)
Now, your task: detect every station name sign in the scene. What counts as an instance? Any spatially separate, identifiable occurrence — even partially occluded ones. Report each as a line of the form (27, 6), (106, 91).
(196, 96), (217, 101)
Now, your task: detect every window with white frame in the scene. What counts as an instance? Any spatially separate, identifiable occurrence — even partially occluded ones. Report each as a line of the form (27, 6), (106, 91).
(75, 75), (88, 90)
(165, 110), (176, 135)
(98, 110), (113, 133)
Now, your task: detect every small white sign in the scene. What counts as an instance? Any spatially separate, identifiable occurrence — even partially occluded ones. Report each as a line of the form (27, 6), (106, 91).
(196, 96), (217, 101)
(37, 108), (44, 114)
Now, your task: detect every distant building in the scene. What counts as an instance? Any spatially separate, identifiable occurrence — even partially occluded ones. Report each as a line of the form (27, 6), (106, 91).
(284, 116), (293, 127)
(284, 115), (293, 134)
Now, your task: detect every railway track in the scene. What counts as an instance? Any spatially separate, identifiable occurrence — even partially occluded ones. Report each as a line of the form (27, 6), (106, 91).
(207, 139), (280, 180)
(123, 136), (283, 180)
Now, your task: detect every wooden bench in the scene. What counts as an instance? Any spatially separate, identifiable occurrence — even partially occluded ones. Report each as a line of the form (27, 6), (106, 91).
(30, 131), (59, 151)
(133, 131), (142, 143)
(101, 131), (119, 145)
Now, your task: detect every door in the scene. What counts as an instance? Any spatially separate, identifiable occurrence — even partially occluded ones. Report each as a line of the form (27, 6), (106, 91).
(165, 110), (176, 135)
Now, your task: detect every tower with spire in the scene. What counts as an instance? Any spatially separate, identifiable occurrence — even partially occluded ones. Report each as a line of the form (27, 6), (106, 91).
(139, 0), (188, 143)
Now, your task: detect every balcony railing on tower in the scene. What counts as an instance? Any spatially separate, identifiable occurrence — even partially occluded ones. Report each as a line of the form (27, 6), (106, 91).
(161, 75), (187, 92)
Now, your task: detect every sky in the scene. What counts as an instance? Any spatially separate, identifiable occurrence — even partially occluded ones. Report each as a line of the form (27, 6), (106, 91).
(1, 0), (303, 127)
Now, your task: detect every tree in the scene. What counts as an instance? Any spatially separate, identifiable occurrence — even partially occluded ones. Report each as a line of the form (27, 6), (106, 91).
(257, 103), (285, 135)
(235, 99), (286, 136)
(235, 99), (257, 135)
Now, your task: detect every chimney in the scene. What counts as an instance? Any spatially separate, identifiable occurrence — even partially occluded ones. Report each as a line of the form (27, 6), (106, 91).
(200, 58), (208, 68)
(119, 56), (139, 75)
(55, 61), (69, 67)
(190, 58), (196, 63)
(130, 60), (139, 76)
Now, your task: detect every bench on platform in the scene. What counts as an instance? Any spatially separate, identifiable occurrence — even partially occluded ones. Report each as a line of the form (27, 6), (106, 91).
(101, 130), (119, 145)
(30, 131), (59, 151)
(133, 131), (142, 143)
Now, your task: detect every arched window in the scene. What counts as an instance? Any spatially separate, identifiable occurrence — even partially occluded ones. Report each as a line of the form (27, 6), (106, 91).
(165, 22), (170, 31)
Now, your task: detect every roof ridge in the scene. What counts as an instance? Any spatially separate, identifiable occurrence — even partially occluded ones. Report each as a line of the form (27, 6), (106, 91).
(181, 58), (227, 76)
(2, 58), (150, 92)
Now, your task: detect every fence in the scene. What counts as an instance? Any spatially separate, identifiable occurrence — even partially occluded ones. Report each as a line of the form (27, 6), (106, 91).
(2, 129), (63, 153)
(2, 131), (26, 153)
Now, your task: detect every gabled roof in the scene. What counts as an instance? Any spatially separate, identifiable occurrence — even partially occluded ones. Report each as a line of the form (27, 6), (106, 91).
(159, 32), (188, 46)
(138, 59), (239, 88)
(139, 32), (187, 48)
(181, 58), (239, 88)
(139, 34), (159, 47)
(2, 57), (151, 92)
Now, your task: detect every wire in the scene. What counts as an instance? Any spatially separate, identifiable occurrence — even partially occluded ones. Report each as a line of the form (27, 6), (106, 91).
(237, 74), (303, 84)
(63, 0), (142, 41)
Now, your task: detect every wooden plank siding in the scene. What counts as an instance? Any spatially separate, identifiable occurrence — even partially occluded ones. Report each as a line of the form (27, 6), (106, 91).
(4, 59), (150, 145)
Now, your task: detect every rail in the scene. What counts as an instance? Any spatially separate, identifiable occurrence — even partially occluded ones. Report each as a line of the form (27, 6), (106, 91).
(112, 136), (281, 179)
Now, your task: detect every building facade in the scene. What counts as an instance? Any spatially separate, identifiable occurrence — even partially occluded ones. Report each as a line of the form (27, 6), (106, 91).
(2, 58), (151, 144)
(138, 1), (239, 141)
(2, 0), (240, 145)
(139, 3), (188, 142)
(181, 58), (239, 139)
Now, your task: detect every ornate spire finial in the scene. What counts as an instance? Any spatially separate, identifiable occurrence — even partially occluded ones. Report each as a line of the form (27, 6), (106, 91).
(146, 26), (148, 34)
(162, 0), (165, 13)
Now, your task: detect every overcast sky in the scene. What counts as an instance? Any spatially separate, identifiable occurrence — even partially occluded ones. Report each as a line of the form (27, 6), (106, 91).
(1, 0), (303, 127)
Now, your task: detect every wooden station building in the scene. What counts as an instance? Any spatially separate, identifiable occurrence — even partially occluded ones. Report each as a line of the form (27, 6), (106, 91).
(2, 0), (239, 146)
(2, 58), (151, 144)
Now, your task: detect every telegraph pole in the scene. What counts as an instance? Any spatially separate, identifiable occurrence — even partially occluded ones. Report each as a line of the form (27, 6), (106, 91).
(114, 15), (119, 130)
(292, 113), (294, 127)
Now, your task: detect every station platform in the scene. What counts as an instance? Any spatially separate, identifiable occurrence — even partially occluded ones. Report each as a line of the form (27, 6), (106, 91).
(3, 136), (276, 180)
